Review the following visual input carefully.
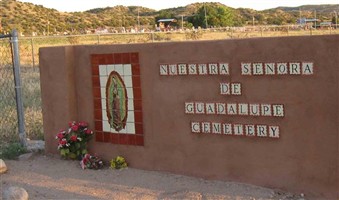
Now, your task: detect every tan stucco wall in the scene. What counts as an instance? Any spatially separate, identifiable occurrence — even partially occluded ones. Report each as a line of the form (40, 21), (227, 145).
(40, 35), (339, 199)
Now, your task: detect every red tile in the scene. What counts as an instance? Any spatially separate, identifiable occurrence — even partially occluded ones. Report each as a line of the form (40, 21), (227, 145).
(93, 99), (102, 110)
(95, 121), (103, 131)
(133, 100), (142, 111)
(94, 109), (102, 120)
(103, 132), (111, 143)
(128, 135), (136, 145)
(132, 64), (140, 75)
(111, 133), (119, 144)
(134, 111), (143, 123)
(135, 135), (144, 146)
(106, 54), (114, 64)
(92, 65), (99, 76)
(92, 76), (100, 87)
(135, 123), (143, 135)
(91, 55), (100, 65)
(93, 88), (101, 98)
(95, 132), (103, 142)
(133, 88), (142, 100)
(122, 53), (130, 64)
(132, 76), (141, 88)
(130, 53), (139, 64)
(119, 134), (129, 145)
(114, 53), (122, 64)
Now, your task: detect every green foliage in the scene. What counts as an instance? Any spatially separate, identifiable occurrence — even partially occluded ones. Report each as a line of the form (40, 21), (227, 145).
(0, 142), (27, 160)
(56, 121), (94, 160)
(110, 156), (128, 169)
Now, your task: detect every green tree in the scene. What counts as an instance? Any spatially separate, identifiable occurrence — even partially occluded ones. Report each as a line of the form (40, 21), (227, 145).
(189, 4), (235, 28)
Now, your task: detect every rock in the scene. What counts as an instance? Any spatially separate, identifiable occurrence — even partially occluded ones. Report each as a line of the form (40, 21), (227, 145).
(0, 159), (7, 174)
(18, 153), (34, 161)
(3, 187), (29, 200)
(26, 140), (45, 152)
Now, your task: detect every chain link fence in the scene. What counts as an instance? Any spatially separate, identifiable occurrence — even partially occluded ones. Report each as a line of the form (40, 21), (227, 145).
(0, 35), (18, 143)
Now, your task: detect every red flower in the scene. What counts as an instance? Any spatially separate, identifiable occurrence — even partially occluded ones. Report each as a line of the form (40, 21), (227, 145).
(59, 139), (67, 145)
(68, 121), (76, 127)
(56, 133), (64, 139)
(70, 135), (77, 142)
(71, 124), (79, 131)
(85, 129), (93, 134)
(78, 121), (88, 128)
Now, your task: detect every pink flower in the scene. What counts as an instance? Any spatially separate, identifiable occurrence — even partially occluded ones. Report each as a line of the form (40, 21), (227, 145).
(70, 135), (77, 142)
(85, 129), (93, 135)
(71, 124), (79, 131)
(78, 121), (88, 128)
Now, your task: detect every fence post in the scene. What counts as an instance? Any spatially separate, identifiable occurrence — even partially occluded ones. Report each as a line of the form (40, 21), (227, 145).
(11, 30), (27, 147)
(97, 34), (100, 44)
(31, 38), (35, 68)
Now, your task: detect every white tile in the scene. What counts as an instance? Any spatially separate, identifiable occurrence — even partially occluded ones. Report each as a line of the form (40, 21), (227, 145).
(100, 76), (108, 87)
(219, 63), (229, 75)
(238, 103), (248, 115)
(227, 103), (237, 115)
(269, 126), (280, 138)
(123, 76), (133, 88)
(126, 123), (136, 134)
(127, 111), (135, 123)
(201, 122), (211, 133)
(185, 102), (195, 114)
(198, 64), (208, 75)
(99, 65), (107, 76)
(277, 63), (288, 75)
(114, 64), (124, 75)
(208, 63), (218, 75)
(126, 88), (134, 99)
(102, 120), (111, 132)
(169, 64), (178, 75)
(241, 63), (252, 75)
(220, 83), (230, 95)
(273, 104), (284, 117)
(223, 123), (232, 135)
(160, 64), (168, 75)
(253, 63), (263, 75)
(101, 99), (107, 110)
(302, 62), (314, 75)
(191, 122), (200, 133)
(216, 103), (226, 115)
(195, 102), (205, 114)
(289, 62), (301, 75)
(264, 63), (275, 75)
(100, 88), (106, 99)
(257, 125), (268, 137)
(124, 64), (132, 76)
(245, 125), (256, 136)
(188, 64), (198, 75)
(107, 65), (115, 74)
(205, 103), (215, 114)
(128, 99), (135, 111)
(233, 124), (244, 136)
(178, 64), (187, 75)
(249, 104), (260, 116)
(231, 83), (241, 95)
(261, 104), (272, 116)
(212, 123), (222, 134)
(102, 109), (108, 121)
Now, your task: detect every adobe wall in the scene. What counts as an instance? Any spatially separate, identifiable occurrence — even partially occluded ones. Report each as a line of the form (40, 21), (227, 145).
(39, 35), (338, 199)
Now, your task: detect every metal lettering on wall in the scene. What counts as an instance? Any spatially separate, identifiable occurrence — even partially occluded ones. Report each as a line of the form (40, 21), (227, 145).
(159, 62), (314, 139)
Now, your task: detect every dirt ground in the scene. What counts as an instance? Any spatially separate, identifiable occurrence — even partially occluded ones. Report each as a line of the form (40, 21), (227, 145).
(0, 153), (305, 200)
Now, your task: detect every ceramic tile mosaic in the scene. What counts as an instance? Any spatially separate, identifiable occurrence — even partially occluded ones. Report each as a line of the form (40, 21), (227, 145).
(91, 53), (143, 146)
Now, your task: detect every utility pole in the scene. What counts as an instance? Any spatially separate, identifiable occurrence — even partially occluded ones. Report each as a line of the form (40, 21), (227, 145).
(314, 10), (317, 29)
(181, 15), (184, 30)
(336, 11), (338, 29)
(299, 8), (302, 25)
(204, 3), (208, 28)
(137, 7), (140, 32)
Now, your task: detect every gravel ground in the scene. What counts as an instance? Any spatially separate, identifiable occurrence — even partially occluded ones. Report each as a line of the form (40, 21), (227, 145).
(0, 153), (305, 200)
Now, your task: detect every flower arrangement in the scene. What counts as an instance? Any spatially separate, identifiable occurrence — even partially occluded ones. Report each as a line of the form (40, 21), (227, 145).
(55, 121), (94, 159)
(110, 156), (128, 169)
(80, 154), (104, 170)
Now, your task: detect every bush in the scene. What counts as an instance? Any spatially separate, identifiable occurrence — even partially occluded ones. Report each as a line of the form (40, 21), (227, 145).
(0, 142), (27, 160)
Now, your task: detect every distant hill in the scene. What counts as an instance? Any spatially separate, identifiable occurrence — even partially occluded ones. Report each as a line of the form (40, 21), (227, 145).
(0, 0), (337, 36)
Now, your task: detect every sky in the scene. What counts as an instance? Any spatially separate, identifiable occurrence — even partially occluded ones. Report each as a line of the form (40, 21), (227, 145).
(18, 0), (339, 12)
